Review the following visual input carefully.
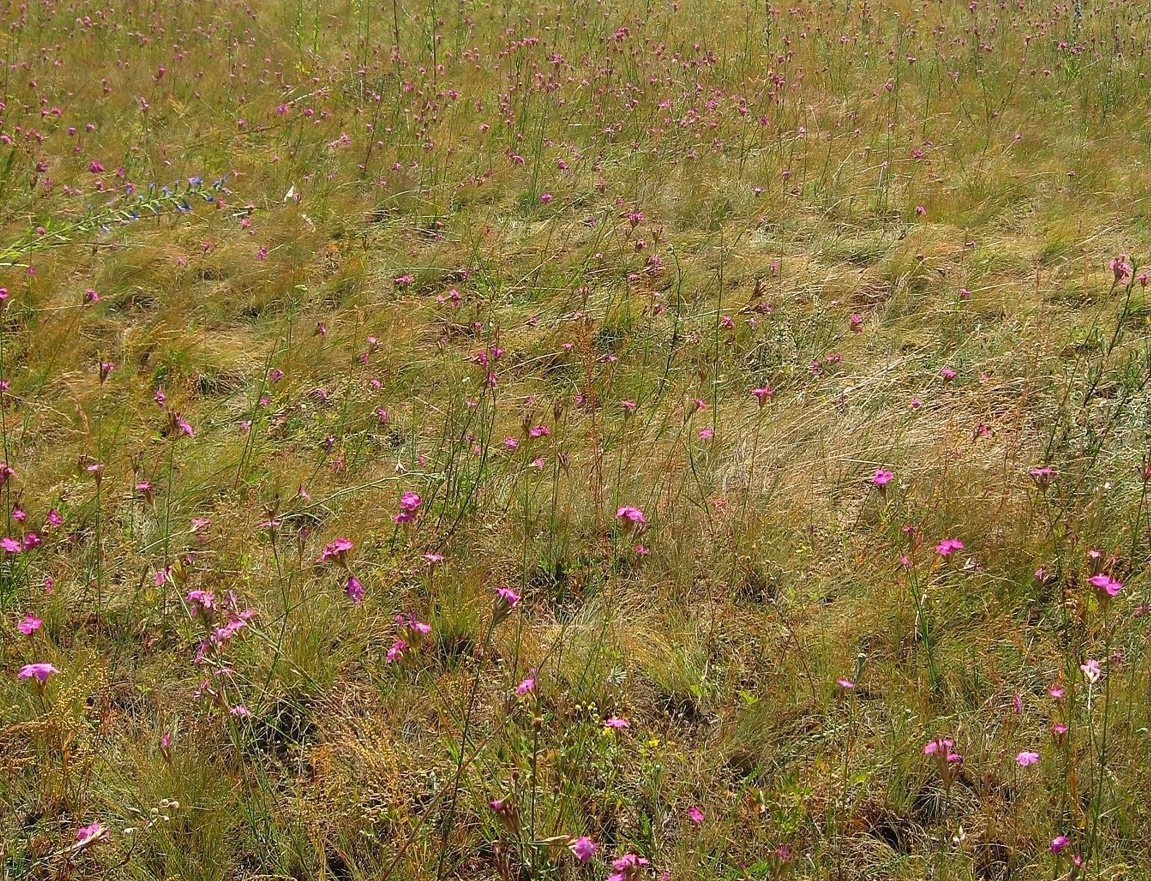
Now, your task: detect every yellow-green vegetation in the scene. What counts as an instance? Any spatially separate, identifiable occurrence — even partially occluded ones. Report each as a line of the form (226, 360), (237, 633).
(4, 0), (1151, 878)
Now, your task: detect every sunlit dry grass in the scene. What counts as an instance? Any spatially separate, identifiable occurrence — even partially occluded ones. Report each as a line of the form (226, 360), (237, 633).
(3, 1), (1151, 879)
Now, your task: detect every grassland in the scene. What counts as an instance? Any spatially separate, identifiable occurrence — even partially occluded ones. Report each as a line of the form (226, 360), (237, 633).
(4, 0), (1151, 878)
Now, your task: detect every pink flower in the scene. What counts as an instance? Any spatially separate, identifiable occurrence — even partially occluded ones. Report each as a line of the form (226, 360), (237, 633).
(346, 575), (364, 603)
(939, 366), (957, 382)
(186, 590), (216, 613)
(385, 639), (407, 663)
(836, 677), (854, 689)
(1088, 573), (1123, 599)
(751, 385), (774, 405)
(1081, 658), (1102, 684)
(1048, 685), (1064, 699)
(871, 468), (893, 488)
(394, 491), (422, 523)
(495, 586), (521, 608)
(1028, 465), (1056, 490)
(687, 805), (705, 824)
(18, 613), (42, 635)
(528, 424), (551, 438)
(604, 715), (630, 729)
(935, 537), (964, 557)
(489, 797), (518, 832)
(923, 738), (951, 755)
(76, 822), (107, 848)
(1086, 549), (1106, 574)
(615, 505), (646, 526)
(924, 737), (963, 787)
(515, 670), (537, 695)
(607, 853), (650, 881)
(46, 509), (63, 528)
(230, 705), (253, 718)
(1051, 835), (1070, 855)
(1108, 256), (1132, 282)
(395, 612), (431, 635)
(18, 662), (58, 682)
(570, 836), (597, 863)
(318, 537), (353, 565)
(1015, 750), (1039, 767)
(1, 536), (21, 553)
